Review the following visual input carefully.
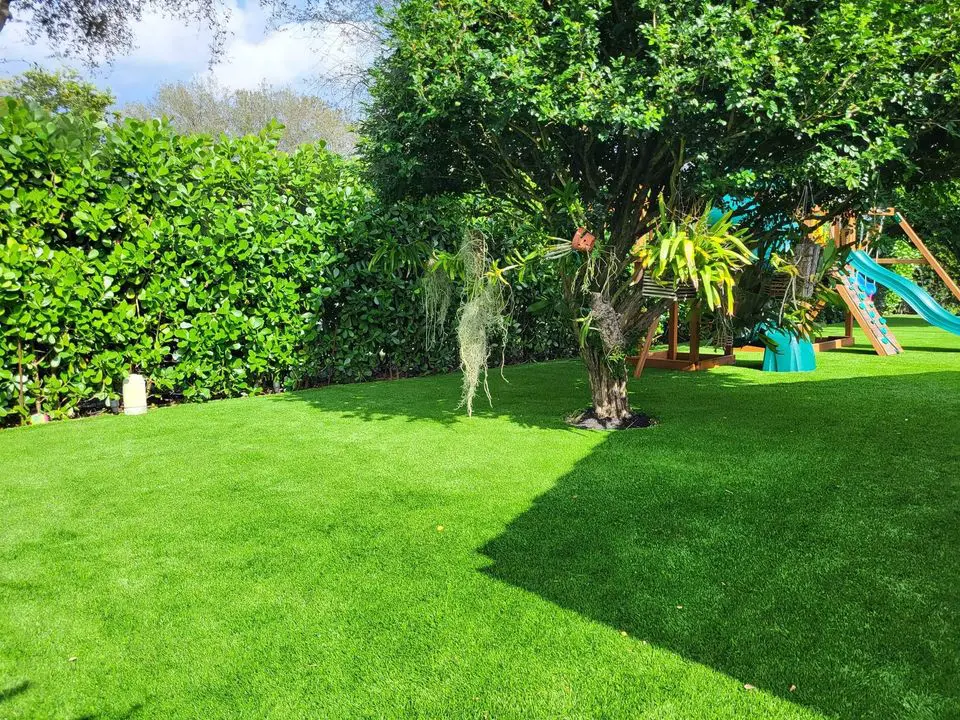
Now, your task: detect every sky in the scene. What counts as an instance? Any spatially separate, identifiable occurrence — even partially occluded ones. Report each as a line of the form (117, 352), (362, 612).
(0, 1), (376, 110)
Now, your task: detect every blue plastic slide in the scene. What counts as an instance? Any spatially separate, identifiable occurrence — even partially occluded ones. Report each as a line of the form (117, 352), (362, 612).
(847, 250), (960, 336)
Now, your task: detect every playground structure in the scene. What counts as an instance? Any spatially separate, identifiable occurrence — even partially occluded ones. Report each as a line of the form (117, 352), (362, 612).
(629, 207), (960, 376)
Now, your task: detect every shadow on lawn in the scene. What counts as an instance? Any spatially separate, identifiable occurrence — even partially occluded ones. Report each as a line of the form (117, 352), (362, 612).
(280, 352), (959, 718)
(899, 345), (960, 354)
(479, 370), (960, 720)
(71, 703), (143, 720)
(0, 680), (30, 703)
(275, 358), (690, 429)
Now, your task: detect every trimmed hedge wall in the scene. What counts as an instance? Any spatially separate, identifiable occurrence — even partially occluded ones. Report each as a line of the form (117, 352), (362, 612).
(0, 101), (573, 424)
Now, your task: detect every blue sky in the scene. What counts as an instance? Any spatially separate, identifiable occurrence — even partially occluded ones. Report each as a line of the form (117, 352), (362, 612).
(0, 1), (373, 109)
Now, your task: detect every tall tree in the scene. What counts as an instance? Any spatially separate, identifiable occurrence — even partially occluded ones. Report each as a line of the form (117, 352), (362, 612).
(0, 0), (229, 62)
(0, 67), (114, 115)
(0, 0), (383, 69)
(123, 78), (355, 155)
(364, 0), (960, 425)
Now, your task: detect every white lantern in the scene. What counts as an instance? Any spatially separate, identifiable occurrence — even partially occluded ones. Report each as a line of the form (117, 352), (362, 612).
(123, 374), (148, 416)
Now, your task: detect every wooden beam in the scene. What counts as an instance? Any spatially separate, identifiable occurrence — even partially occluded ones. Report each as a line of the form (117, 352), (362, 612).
(866, 207), (896, 216)
(688, 301), (701, 364)
(633, 316), (660, 378)
(642, 351), (735, 372)
(843, 215), (857, 247)
(876, 257), (928, 265)
(897, 214), (960, 302)
(667, 302), (679, 360)
(844, 310), (854, 339)
(812, 335), (855, 351)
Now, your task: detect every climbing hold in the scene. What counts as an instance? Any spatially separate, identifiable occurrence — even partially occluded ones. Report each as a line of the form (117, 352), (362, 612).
(881, 337), (889, 344)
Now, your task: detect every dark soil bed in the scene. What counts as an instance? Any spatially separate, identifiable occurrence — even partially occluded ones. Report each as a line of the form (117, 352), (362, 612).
(567, 408), (657, 430)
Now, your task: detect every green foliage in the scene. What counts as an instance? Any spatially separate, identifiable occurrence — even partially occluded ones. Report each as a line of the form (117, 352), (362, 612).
(634, 201), (753, 313)
(0, 100), (573, 425)
(363, 0), (960, 415)
(0, 67), (115, 116)
(366, 0), (959, 218)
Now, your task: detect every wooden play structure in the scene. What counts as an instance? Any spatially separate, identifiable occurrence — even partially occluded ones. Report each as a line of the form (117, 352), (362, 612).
(629, 299), (735, 377)
(823, 208), (960, 356)
(628, 274), (736, 378)
(629, 206), (960, 375)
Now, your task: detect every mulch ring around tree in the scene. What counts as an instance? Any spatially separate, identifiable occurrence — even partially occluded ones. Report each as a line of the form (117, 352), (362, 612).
(566, 408), (658, 431)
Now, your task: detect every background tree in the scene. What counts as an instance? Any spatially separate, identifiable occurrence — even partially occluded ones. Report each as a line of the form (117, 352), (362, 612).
(0, 0), (229, 62)
(889, 181), (960, 311)
(364, 0), (960, 425)
(123, 78), (356, 155)
(0, 67), (114, 115)
(0, 0), (382, 75)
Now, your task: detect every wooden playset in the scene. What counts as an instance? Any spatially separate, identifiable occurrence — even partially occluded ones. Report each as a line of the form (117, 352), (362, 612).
(628, 207), (960, 376)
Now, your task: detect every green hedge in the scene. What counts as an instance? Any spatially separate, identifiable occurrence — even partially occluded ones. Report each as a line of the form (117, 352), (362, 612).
(0, 101), (573, 424)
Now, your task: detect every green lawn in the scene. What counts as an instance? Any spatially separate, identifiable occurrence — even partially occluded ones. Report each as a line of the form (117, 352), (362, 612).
(1, 317), (958, 719)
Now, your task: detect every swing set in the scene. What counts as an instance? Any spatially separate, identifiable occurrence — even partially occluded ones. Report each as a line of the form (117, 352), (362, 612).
(628, 206), (960, 376)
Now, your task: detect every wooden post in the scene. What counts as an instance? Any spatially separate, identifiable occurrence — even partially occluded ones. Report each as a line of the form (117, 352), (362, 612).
(667, 301), (679, 360)
(633, 316), (660, 378)
(844, 310), (854, 339)
(898, 214), (960, 303)
(845, 215), (857, 247)
(689, 301), (701, 365)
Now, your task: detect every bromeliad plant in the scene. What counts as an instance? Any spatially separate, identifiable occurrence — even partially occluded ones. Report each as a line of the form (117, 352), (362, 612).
(633, 199), (754, 313)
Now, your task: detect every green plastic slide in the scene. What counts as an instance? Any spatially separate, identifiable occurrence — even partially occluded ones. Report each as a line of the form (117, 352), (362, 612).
(847, 250), (960, 336)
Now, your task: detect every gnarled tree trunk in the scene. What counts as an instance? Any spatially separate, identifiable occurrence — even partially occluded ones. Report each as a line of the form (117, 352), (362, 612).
(574, 298), (670, 427)
(581, 344), (632, 424)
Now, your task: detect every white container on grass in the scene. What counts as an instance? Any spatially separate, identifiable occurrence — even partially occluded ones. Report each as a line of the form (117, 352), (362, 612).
(123, 374), (148, 416)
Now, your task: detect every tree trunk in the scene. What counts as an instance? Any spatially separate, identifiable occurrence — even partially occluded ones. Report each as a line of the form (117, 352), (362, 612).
(581, 344), (632, 423)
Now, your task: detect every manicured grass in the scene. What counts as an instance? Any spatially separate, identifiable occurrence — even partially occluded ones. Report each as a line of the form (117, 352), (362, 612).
(1, 317), (958, 719)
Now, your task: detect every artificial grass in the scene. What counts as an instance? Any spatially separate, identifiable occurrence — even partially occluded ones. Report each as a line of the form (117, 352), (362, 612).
(0, 317), (957, 719)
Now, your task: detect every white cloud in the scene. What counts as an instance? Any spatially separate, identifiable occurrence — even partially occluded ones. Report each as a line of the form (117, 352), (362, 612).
(207, 20), (373, 92)
(123, 14), (218, 68)
(0, 1), (376, 106)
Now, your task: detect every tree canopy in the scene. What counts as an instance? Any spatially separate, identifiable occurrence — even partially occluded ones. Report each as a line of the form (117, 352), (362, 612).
(367, 0), (959, 218)
(364, 0), (960, 423)
(0, 0), (382, 65)
(0, 67), (114, 116)
(0, 0), (228, 61)
(123, 79), (356, 155)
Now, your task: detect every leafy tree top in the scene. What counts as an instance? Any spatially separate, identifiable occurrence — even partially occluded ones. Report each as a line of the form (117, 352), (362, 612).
(0, 0), (380, 66)
(365, 0), (960, 229)
(0, 67), (114, 116)
(123, 78), (356, 156)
